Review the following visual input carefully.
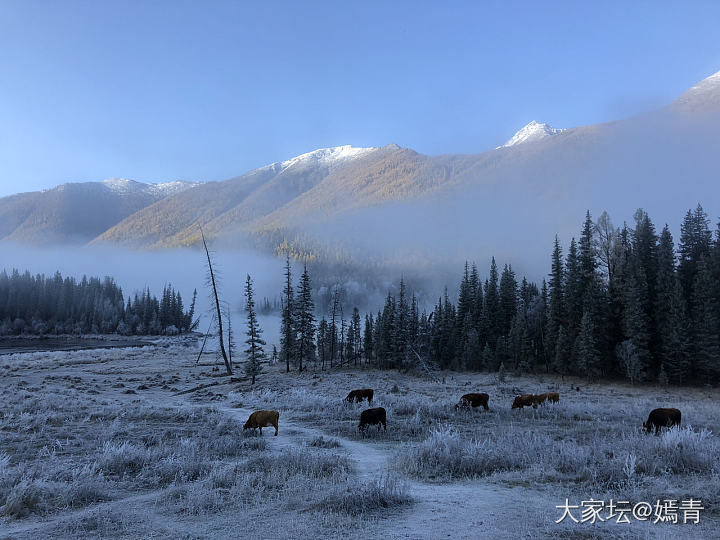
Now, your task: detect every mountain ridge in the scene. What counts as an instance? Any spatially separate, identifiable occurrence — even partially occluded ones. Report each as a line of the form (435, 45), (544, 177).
(3, 68), (720, 257)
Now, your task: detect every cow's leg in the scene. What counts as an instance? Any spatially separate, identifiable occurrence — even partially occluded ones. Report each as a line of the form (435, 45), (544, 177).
(259, 426), (263, 435)
(274, 422), (278, 436)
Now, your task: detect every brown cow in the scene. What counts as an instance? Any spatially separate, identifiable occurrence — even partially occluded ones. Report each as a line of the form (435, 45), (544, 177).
(243, 410), (279, 436)
(643, 408), (681, 435)
(346, 388), (374, 404)
(546, 392), (560, 403)
(359, 407), (386, 433)
(533, 393), (548, 406)
(455, 393), (490, 411)
(511, 394), (536, 409)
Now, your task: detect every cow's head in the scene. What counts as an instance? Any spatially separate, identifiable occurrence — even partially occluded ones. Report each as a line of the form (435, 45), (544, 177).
(243, 419), (252, 430)
(642, 421), (651, 433)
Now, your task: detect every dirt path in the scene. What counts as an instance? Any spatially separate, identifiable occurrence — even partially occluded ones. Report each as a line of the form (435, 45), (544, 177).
(222, 405), (549, 539)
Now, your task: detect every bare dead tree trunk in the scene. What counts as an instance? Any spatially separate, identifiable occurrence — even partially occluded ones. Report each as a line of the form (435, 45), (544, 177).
(201, 228), (232, 375)
(196, 313), (215, 364)
(227, 305), (234, 369)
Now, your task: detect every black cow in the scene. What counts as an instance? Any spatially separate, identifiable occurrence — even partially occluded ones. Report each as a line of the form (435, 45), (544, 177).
(359, 407), (387, 433)
(346, 389), (374, 404)
(643, 408), (681, 435)
(455, 393), (490, 411)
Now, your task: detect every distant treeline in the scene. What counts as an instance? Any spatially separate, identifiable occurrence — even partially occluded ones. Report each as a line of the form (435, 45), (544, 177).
(0, 270), (197, 336)
(279, 204), (719, 386)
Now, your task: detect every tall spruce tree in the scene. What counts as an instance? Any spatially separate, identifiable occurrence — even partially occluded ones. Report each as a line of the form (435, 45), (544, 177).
(295, 264), (316, 372)
(485, 258), (500, 347)
(655, 225), (676, 375)
(243, 275), (265, 384)
(498, 264), (518, 338)
(577, 309), (601, 379)
(364, 313), (374, 364)
(396, 278), (410, 368)
(623, 259), (652, 382)
(663, 280), (691, 385)
(564, 238), (582, 371)
(546, 236), (564, 369)
(692, 258), (720, 382)
(678, 204), (712, 308)
(280, 255), (295, 373)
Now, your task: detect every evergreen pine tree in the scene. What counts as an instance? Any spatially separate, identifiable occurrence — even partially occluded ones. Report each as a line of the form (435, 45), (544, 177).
(692, 257), (720, 382)
(396, 278), (410, 368)
(295, 264), (316, 372)
(498, 264), (518, 338)
(485, 259), (500, 347)
(678, 204), (712, 308)
(546, 236), (564, 367)
(364, 313), (374, 364)
(564, 238), (582, 370)
(280, 255), (295, 373)
(576, 310), (601, 379)
(663, 280), (691, 385)
(623, 259), (652, 382)
(243, 275), (265, 384)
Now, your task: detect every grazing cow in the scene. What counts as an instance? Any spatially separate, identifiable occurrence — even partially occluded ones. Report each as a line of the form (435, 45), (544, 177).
(533, 393), (548, 406)
(643, 408), (681, 435)
(358, 407), (387, 433)
(546, 392), (560, 403)
(455, 393), (490, 411)
(243, 410), (280, 436)
(511, 394), (536, 409)
(346, 388), (374, 404)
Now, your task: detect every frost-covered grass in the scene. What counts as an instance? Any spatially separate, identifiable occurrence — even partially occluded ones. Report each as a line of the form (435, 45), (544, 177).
(165, 449), (352, 515)
(318, 475), (413, 516)
(0, 382), (264, 519)
(394, 423), (720, 485)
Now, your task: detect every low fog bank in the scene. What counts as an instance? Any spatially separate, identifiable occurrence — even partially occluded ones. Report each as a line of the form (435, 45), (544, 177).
(1, 243), (285, 346)
(0, 243), (470, 350)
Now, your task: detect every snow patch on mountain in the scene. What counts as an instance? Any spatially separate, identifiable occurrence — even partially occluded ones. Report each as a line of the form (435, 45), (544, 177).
(102, 178), (200, 197)
(279, 145), (378, 172)
(674, 69), (720, 109)
(500, 121), (565, 148)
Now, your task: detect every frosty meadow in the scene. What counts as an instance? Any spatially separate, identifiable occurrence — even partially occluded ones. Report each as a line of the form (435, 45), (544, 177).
(0, 341), (718, 539)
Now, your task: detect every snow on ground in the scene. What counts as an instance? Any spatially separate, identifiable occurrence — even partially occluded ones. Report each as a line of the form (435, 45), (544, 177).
(1, 338), (719, 539)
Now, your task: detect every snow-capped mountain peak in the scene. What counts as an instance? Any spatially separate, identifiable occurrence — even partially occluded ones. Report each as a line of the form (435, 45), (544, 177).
(500, 120), (565, 148)
(102, 178), (143, 193)
(674, 69), (720, 110)
(101, 178), (200, 197)
(279, 145), (378, 172)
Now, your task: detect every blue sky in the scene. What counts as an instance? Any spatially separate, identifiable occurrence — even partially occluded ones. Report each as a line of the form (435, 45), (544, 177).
(1, 1), (719, 197)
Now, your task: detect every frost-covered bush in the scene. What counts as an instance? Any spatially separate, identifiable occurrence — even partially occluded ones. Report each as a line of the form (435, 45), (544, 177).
(245, 449), (351, 480)
(319, 474), (413, 516)
(0, 465), (110, 518)
(309, 435), (342, 448)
